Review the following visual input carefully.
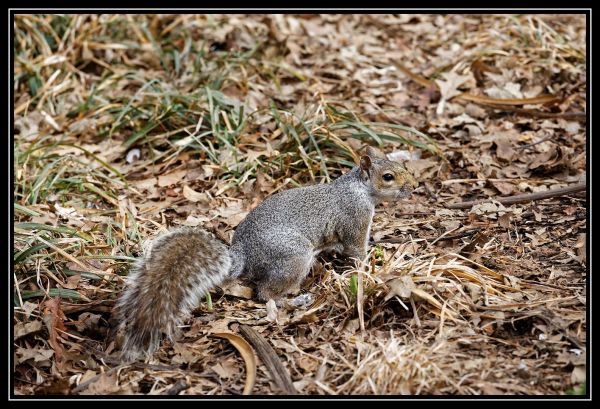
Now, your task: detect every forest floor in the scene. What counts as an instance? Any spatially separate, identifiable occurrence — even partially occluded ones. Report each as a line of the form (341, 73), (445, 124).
(13, 14), (587, 396)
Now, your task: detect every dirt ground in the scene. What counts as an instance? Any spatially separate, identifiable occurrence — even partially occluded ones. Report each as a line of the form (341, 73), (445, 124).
(13, 14), (587, 396)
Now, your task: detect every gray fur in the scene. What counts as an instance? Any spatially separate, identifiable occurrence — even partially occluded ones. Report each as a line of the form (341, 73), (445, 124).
(115, 153), (417, 359)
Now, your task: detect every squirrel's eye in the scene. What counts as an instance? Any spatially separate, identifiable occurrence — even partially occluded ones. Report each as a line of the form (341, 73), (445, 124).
(382, 173), (394, 182)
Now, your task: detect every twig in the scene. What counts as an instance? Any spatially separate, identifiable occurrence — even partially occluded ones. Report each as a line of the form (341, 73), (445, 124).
(517, 135), (554, 150)
(394, 62), (559, 106)
(487, 105), (587, 121)
(238, 325), (298, 395)
(394, 62), (586, 120)
(446, 183), (586, 209)
(164, 379), (190, 395)
(427, 226), (461, 248)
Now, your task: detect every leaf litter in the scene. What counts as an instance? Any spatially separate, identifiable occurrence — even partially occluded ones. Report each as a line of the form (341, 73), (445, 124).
(13, 14), (586, 395)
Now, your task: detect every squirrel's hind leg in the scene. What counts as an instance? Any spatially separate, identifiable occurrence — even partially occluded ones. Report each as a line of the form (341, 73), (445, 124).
(256, 254), (313, 302)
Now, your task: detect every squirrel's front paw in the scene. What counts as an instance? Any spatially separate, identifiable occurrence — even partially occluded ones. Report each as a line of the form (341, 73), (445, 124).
(288, 293), (314, 308)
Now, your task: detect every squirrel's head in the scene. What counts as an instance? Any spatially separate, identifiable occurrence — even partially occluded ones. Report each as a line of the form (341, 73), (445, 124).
(359, 146), (418, 202)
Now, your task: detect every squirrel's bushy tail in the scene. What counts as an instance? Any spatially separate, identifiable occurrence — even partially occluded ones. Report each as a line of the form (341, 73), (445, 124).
(115, 227), (235, 361)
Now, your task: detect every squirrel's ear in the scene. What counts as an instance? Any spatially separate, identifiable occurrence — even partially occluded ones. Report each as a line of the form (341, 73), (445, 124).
(365, 146), (387, 160)
(360, 155), (372, 178)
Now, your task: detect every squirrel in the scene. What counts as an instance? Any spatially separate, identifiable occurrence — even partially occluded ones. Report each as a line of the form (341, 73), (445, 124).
(114, 146), (418, 360)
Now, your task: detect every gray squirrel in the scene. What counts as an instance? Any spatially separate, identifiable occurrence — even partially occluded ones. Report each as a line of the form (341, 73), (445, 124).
(114, 146), (418, 360)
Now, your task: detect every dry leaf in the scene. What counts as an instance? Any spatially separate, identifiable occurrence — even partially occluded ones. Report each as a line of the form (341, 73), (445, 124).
(14, 320), (43, 340)
(21, 301), (38, 319)
(42, 298), (67, 361)
(498, 212), (512, 229)
(528, 145), (571, 174)
(571, 366), (586, 384)
(74, 312), (102, 333)
(266, 299), (279, 323)
(435, 71), (472, 115)
(387, 276), (415, 299)
(172, 343), (201, 365)
(16, 347), (54, 366)
(211, 359), (239, 379)
(182, 185), (210, 203)
(491, 180), (516, 195)
(63, 274), (81, 289)
(224, 283), (254, 299)
(158, 170), (187, 187)
(131, 177), (158, 191)
(212, 332), (257, 395)
(494, 137), (516, 162)
(574, 233), (586, 264)
(80, 372), (122, 395)
(405, 159), (438, 179)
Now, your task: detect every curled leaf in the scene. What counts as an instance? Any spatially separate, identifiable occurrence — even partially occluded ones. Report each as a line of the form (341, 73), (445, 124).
(212, 332), (257, 395)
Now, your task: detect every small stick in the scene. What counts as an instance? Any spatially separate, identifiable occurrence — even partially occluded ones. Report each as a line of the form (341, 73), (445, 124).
(164, 379), (190, 395)
(446, 182), (586, 209)
(238, 325), (298, 395)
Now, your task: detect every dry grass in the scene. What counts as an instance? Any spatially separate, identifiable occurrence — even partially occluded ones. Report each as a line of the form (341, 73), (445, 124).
(13, 14), (586, 396)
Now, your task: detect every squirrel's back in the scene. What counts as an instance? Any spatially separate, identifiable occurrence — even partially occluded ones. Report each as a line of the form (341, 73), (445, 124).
(233, 168), (372, 245)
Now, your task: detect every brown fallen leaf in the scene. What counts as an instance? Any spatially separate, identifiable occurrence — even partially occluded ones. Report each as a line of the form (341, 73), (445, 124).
(574, 233), (586, 264)
(485, 82), (524, 100)
(461, 231), (491, 255)
(528, 145), (571, 174)
(405, 159), (438, 180)
(42, 298), (67, 361)
(21, 301), (38, 319)
(63, 274), (81, 289)
(224, 282), (254, 299)
(80, 372), (122, 395)
(385, 276), (415, 300)
(204, 318), (234, 335)
(469, 201), (508, 220)
(490, 180), (516, 196)
(494, 138), (516, 162)
(211, 359), (239, 380)
(14, 320), (43, 340)
(73, 312), (102, 333)
(131, 176), (158, 191)
(297, 356), (319, 373)
(498, 213), (512, 229)
(212, 332), (257, 395)
(16, 347), (54, 366)
(435, 71), (473, 115)
(158, 170), (187, 187)
(172, 343), (201, 365)
(182, 185), (210, 203)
